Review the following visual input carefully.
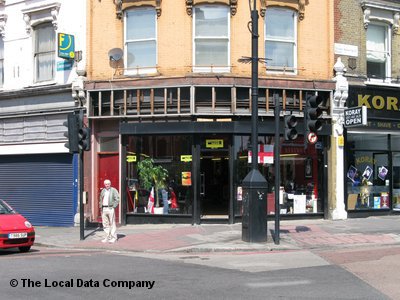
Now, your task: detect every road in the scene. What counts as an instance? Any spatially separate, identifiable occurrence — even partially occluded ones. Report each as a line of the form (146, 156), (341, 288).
(1, 245), (398, 299)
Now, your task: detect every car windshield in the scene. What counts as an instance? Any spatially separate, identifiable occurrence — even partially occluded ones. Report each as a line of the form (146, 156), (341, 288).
(0, 200), (16, 214)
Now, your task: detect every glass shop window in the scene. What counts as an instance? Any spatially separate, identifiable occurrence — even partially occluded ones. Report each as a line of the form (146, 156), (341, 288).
(346, 151), (390, 210)
(126, 135), (193, 216)
(234, 135), (323, 216)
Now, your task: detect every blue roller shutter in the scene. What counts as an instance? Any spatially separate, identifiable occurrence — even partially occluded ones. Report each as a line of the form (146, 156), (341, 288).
(0, 153), (77, 226)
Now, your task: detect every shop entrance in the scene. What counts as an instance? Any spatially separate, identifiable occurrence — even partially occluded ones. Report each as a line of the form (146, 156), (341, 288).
(200, 149), (230, 218)
(98, 153), (120, 223)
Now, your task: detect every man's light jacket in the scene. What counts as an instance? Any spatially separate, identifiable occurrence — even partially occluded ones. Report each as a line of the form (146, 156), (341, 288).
(99, 187), (120, 208)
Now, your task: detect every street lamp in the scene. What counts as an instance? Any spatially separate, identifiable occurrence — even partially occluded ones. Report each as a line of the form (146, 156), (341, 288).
(241, 0), (268, 243)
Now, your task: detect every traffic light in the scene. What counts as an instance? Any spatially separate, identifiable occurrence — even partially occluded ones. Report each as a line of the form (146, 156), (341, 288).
(78, 127), (91, 151)
(305, 95), (323, 134)
(63, 113), (79, 153)
(284, 115), (298, 141)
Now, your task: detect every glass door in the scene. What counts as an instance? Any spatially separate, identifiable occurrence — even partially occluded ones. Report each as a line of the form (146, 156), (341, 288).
(199, 135), (231, 219)
(200, 149), (229, 217)
(392, 153), (400, 211)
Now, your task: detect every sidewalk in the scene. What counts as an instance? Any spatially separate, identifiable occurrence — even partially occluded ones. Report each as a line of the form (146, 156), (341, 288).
(34, 216), (400, 253)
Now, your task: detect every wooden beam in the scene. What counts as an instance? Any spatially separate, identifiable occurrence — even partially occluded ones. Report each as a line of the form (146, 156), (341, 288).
(137, 90), (140, 115)
(98, 91), (102, 116)
(178, 88), (181, 114)
(231, 87), (236, 113)
(300, 90), (303, 111)
(123, 89), (127, 115)
(150, 88), (154, 115)
(110, 90), (114, 116)
(283, 89), (286, 110)
(164, 88), (167, 114)
(212, 87), (216, 113)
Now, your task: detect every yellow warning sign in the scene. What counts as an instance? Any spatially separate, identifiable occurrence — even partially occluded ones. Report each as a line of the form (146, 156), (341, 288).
(206, 139), (223, 149)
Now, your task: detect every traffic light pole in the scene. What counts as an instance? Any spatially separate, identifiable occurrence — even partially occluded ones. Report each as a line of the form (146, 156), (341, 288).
(274, 93), (280, 245)
(79, 149), (84, 240)
(250, 6), (258, 171)
(241, 1), (268, 243)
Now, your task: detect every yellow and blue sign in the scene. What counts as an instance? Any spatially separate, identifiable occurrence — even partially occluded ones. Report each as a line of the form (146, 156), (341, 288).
(58, 33), (75, 60)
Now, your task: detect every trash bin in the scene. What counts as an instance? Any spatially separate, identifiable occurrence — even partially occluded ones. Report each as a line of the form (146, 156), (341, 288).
(241, 169), (268, 243)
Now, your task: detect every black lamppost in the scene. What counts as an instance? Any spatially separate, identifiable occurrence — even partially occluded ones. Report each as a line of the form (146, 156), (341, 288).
(241, 0), (268, 243)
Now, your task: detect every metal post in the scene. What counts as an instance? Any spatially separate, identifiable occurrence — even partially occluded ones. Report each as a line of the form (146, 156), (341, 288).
(250, 3), (259, 171)
(241, 0), (268, 243)
(79, 110), (84, 241)
(79, 149), (84, 240)
(274, 94), (280, 245)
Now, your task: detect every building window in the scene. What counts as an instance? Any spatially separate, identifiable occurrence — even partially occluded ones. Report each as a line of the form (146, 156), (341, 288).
(366, 24), (390, 81)
(265, 8), (297, 73)
(193, 5), (230, 73)
(125, 8), (157, 75)
(0, 37), (4, 87)
(34, 23), (55, 83)
(126, 135), (193, 215)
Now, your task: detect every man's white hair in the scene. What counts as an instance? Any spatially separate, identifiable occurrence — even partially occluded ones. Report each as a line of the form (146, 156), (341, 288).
(104, 179), (111, 185)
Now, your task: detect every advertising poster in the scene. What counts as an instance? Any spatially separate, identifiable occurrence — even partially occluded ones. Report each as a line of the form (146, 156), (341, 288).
(237, 186), (243, 201)
(378, 166), (388, 181)
(305, 157), (313, 178)
(347, 165), (357, 182)
(293, 195), (306, 214)
(362, 166), (373, 181)
(374, 197), (381, 209)
(182, 172), (192, 186)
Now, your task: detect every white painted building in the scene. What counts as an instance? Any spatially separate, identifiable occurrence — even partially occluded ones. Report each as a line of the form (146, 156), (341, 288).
(0, 0), (86, 226)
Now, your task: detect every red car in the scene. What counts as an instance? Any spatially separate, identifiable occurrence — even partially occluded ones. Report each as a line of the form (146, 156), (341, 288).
(0, 199), (35, 252)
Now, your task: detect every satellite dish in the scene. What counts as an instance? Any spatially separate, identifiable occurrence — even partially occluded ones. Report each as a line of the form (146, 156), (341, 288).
(108, 48), (123, 61)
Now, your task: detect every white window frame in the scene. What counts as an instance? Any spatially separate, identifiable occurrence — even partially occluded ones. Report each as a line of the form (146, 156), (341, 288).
(366, 23), (391, 83)
(264, 7), (297, 75)
(124, 7), (157, 76)
(33, 22), (55, 83)
(0, 37), (4, 88)
(193, 5), (230, 73)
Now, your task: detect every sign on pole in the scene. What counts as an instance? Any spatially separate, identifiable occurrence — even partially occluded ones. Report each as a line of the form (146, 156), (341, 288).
(307, 132), (318, 144)
(344, 106), (367, 128)
(58, 33), (75, 60)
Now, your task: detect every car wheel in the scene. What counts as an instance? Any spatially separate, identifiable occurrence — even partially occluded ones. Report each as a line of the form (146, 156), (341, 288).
(19, 246), (31, 253)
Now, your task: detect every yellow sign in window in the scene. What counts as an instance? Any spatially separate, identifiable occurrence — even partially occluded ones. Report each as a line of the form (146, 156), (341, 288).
(126, 155), (137, 163)
(206, 139), (223, 149)
(181, 155), (192, 162)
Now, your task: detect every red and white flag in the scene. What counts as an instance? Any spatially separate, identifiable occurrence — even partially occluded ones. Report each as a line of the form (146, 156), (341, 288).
(248, 144), (274, 164)
(147, 187), (155, 214)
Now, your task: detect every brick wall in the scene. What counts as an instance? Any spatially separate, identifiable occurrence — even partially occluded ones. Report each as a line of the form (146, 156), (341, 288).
(335, 0), (400, 81)
(87, 1), (333, 81)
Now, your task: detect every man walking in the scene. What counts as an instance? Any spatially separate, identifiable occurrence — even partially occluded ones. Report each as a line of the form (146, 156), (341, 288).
(99, 179), (119, 243)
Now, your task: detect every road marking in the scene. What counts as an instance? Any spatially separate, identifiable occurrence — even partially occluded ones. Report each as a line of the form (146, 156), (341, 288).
(247, 280), (312, 288)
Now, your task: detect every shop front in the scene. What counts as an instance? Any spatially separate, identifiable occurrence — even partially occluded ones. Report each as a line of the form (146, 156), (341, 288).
(121, 120), (329, 224)
(345, 85), (400, 215)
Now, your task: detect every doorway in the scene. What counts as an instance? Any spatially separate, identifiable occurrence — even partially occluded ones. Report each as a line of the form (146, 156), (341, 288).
(98, 153), (120, 223)
(200, 149), (230, 218)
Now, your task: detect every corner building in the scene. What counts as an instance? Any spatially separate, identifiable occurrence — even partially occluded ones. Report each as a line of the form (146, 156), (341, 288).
(85, 0), (335, 224)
